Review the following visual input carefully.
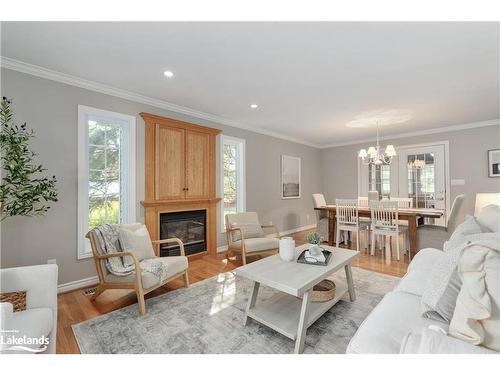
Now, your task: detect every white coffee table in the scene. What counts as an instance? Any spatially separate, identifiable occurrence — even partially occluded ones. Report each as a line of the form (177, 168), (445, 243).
(236, 244), (359, 354)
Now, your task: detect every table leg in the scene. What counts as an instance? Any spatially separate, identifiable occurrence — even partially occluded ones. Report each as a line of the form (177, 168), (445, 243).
(328, 211), (336, 246)
(244, 281), (260, 325)
(408, 216), (417, 259)
(345, 265), (356, 302)
(294, 289), (312, 354)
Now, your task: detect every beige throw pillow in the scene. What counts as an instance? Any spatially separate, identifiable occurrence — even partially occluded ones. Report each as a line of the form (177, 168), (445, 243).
(231, 223), (264, 242)
(118, 225), (155, 264)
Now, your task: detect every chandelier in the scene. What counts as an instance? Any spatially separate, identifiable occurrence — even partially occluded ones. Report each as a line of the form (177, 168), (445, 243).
(358, 122), (396, 165)
(408, 159), (426, 169)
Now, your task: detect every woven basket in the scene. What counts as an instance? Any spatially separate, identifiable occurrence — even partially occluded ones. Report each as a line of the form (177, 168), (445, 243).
(312, 279), (336, 302)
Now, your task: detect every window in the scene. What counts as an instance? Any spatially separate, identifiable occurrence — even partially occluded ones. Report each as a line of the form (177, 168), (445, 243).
(220, 135), (245, 232)
(368, 164), (391, 198)
(78, 105), (136, 259)
(407, 152), (436, 208)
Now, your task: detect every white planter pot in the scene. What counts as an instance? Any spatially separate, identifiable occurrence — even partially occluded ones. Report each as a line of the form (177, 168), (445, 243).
(279, 237), (295, 262)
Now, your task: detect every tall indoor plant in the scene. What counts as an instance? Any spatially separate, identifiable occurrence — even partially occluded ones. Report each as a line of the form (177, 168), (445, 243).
(0, 97), (58, 221)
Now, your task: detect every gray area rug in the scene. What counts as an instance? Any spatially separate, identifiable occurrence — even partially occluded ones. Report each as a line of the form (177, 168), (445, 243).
(73, 267), (400, 354)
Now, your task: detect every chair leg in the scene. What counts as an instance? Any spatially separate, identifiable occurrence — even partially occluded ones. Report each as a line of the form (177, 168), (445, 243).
(183, 271), (190, 288)
(241, 251), (247, 265)
(364, 227), (370, 251)
(336, 226), (340, 248)
(396, 234), (401, 261)
(136, 289), (146, 315)
(370, 231), (375, 255)
(90, 284), (105, 302)
(356, 229), (360, 252)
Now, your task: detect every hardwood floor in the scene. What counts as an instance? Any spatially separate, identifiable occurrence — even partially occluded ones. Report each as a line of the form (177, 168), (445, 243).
(56, 228), (409, 353)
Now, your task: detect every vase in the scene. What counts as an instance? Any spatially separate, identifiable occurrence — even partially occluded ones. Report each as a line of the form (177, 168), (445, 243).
(279, 237), (295, 262)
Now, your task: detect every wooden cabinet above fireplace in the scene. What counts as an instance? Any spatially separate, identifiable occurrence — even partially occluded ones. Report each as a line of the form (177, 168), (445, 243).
(141, 113), (220, 203)
(140, 112), (221, 257)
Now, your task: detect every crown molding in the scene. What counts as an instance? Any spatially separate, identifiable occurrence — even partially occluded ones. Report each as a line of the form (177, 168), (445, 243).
(2, 56), (498, 150)
(319, 118), (500, 149)
(0, 56), (320, 148)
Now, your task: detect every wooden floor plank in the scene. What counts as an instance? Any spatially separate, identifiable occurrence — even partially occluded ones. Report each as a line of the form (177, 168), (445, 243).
(56, 228), (408, 353)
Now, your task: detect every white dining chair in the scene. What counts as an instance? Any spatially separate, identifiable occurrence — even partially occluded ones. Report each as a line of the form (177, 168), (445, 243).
(336, 199), (370, 252)
(369, 201), (408, 261)
(358, 196), (369, 207)
(389, 197), (413, 208)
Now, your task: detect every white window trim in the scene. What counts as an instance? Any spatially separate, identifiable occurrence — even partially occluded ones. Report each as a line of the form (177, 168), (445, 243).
(77, 105), (136, 260)
(220, 135), (246, 233)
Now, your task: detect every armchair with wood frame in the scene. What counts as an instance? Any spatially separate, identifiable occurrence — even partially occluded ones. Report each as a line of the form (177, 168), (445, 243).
(225, 212), (280, 265)
(86, 223), (189, 315)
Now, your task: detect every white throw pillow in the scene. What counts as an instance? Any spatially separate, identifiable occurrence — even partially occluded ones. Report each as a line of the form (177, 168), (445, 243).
(231, 223), (264, 242)
(420, 253), (462, 323)
(118, 224), (155, 264)
(449, 237), (500, 351)
(477, 204), (500, 233)
(443, 216), (485, 260)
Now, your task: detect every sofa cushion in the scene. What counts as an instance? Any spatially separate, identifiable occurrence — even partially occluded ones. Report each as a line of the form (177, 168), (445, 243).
(476, 204), (500, 232)
(346, 291), (447, 354)
(2, 307), (53, 353)
(394, 248), (446, 297)
(233, 237), (279, 253)
(400, 327), (497, 354)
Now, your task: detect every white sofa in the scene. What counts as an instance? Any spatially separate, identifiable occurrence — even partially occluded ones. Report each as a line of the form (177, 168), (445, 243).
(0, 264), (58, 354)
(346, 247), (497, 354)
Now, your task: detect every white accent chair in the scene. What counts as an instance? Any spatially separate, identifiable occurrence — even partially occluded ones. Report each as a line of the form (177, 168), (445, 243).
(370, 201), (408, 261)
(416, 195), (465, 251)
(312, 193), (329, 242)
(87, 223), (189, 316)
(0, 264), (58, 354)
(225, 212), (280, 265)
(336, 199), (370, 252)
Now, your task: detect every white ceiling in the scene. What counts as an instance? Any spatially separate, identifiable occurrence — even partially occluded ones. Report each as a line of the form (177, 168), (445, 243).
(1, 22), (499, 147)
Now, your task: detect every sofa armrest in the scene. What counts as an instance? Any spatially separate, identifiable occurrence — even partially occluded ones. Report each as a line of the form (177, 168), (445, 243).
(0, 264), (58, 311)
(400, 327), (497, 354)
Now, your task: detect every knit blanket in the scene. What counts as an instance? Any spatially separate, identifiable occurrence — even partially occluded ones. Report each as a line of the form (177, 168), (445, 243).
(91, 224), (168, 282)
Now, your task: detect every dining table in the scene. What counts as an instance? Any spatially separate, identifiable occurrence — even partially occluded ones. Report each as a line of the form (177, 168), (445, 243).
(314, 205), (445, 259)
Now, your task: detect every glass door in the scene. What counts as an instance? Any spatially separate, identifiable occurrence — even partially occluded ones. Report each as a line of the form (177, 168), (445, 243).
(398, 144), (446, 225)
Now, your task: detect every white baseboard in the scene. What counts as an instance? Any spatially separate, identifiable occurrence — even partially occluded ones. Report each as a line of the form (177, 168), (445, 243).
(216, 224), (316, 253)
(279, 224), (316, 237)
(58, 275), (99, 294)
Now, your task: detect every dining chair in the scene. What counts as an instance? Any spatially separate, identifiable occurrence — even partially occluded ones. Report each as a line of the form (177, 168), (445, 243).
(368, 190), (380, 202)
(358, 196), (369, 207)
(369, 201), (408, 261)
(416, 194), (465, 251)
(389, 197), (413, 208)
(336, 199), (370, 252)
(312, 193), (329, 242)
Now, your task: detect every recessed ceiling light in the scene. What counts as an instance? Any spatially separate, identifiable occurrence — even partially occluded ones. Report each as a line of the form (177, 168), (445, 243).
(250, 104), (258, 109)
(163, 70), (174, 78)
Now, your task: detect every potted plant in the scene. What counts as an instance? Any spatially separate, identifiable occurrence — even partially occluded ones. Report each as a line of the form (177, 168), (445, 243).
(304, 231), (324, 254)
(0, 97), (58, 221)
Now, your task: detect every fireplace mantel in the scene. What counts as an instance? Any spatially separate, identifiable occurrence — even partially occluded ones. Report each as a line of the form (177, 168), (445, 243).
(140, 112), (221, 257)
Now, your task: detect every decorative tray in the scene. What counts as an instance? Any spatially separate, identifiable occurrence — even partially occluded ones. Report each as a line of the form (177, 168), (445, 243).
(297, 248), (332, 266)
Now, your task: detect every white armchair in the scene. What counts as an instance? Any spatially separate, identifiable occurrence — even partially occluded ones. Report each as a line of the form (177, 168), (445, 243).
(225, 212), (280, 265)
(0, 264), (58, 354)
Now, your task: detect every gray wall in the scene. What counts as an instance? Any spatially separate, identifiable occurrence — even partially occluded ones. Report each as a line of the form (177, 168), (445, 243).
(0, 69), (322, 284)
(321, 125), (500, 219)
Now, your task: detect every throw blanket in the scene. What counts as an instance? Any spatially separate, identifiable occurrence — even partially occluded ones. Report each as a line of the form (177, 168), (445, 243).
(448, 232), (500, 351)
(91, 224), (169, 282)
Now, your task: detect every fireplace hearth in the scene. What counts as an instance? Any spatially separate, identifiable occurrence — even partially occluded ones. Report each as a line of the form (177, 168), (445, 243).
(159, 210), (206, 256)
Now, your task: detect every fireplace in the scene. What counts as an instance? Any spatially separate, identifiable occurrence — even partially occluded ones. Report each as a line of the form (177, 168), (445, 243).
(159, 210), (206, 256)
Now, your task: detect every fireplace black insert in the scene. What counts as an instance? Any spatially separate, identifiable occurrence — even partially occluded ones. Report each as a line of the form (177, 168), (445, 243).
(159, 210), (206, 256)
